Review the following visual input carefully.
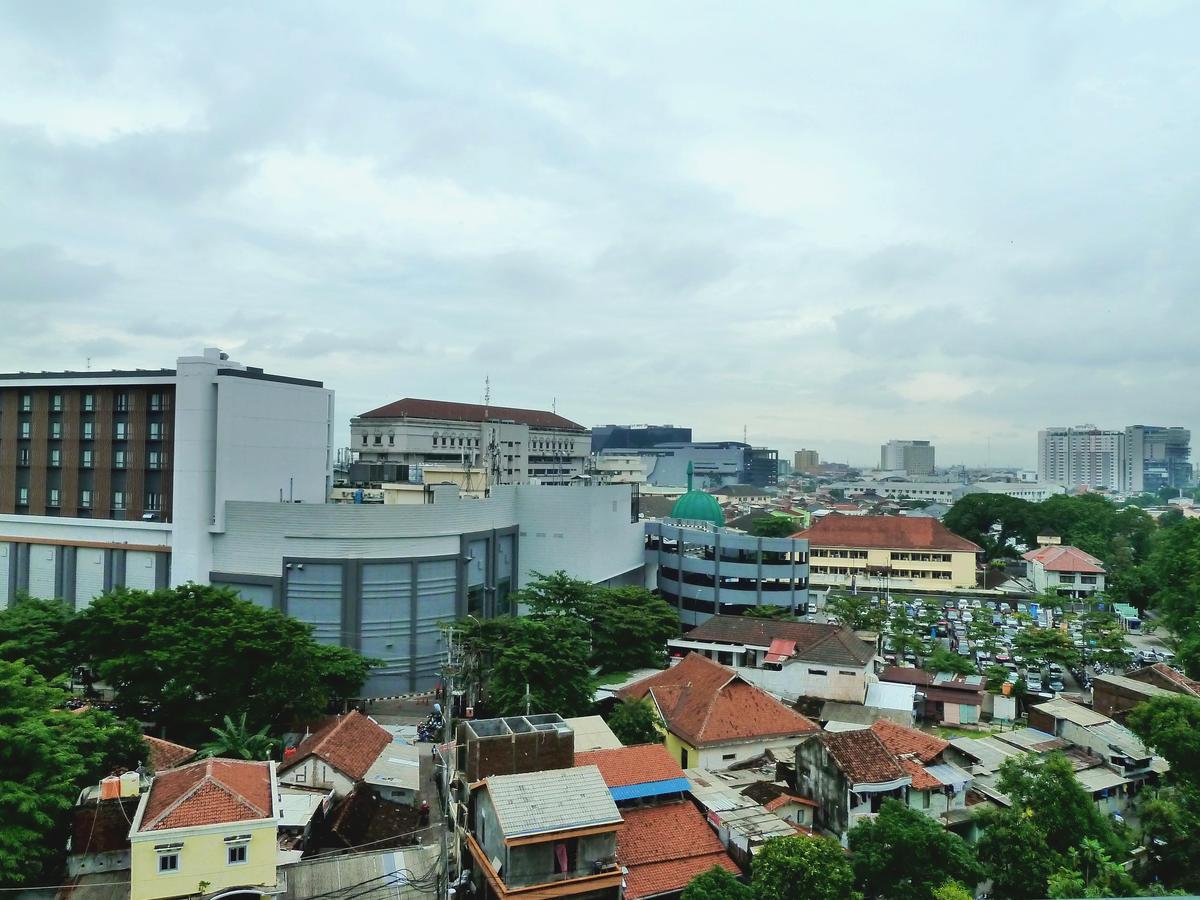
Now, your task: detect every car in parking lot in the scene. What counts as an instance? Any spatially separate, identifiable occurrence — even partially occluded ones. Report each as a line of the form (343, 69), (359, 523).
(1026, 674), (1043, 692)
(1048, 676), (1065, 692)
(995, 650), (1011, 663)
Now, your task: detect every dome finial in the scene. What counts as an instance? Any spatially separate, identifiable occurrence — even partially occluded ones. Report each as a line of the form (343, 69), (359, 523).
(687, 460), (694, 492)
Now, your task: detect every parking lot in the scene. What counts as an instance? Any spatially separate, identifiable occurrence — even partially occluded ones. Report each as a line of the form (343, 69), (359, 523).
(810, 589), (1170, 701)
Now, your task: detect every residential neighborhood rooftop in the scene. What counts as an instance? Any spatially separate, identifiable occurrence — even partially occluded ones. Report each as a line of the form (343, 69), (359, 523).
(868, 719), (949, 763)
(684, 616), (876, 667)
(136, 758), (273, 832)
(819, 729), (909, 786)
(575, 743), (687, 791)
(355, 397), (586, 431)
(142, 735), (196, 772)
(620, 653), (819, 746)
(617, 801), (740, 900)
(1022, 544), (1106, 574)
(280, 710), (393, 781)
(483, 765), (622, 839)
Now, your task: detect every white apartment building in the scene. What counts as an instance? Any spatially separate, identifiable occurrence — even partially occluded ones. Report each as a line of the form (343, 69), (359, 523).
(350, 398), (589, 486)
(1038, 426), (1125, 490)
(880, 440), (935, 476)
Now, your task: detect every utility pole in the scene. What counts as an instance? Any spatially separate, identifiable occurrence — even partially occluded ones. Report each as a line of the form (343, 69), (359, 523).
(440, 626), (462, 899)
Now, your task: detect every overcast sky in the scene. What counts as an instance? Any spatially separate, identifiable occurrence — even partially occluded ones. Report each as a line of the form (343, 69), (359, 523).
(2, 2), (1196, 468)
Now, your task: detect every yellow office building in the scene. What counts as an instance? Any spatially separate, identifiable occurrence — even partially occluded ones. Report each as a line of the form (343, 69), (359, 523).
(129, 759), (280, 900)
(793, 515), (981, 591)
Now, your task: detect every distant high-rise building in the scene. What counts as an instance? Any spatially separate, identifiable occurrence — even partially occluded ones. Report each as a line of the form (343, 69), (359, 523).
(1037, 426), (1125, 490)
(745, 447), (779, 487)
(880, 440), (935, 476)
(794, 449), (820, 473)
(590, 424), (692, 454)
(1125, 426), (1192, 493)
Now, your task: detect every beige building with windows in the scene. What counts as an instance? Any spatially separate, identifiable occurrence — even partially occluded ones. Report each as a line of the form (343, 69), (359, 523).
(792, 515), (981, 591)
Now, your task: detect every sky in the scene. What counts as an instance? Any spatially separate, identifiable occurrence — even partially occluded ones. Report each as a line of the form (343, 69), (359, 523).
(2, 2), (1197, 469)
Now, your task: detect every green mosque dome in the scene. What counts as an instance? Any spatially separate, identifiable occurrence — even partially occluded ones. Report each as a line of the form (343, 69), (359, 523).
(669, 462), (725, 528)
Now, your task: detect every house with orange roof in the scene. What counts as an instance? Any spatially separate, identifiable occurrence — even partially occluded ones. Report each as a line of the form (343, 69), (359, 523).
(142, 735), (196, 772)
(792, 515), (982, 591)
(277, 709), (392, 798)
(128, 758), (279, 900)
(575, 743), (743, 899)
(1022, 543), (1106, 598)
(618, 652), (819, 770)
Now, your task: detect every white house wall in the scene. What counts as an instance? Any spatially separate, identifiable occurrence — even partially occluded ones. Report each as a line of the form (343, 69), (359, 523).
(28, 544), (57, 599)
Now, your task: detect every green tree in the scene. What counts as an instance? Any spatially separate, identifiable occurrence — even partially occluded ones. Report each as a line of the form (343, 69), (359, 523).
(752, 835), (859, 900)
(924, 647), (975, 677)
(966, 616), (1001, 658)
(682, 865), (752, 900)
(943, 493), (1035, 560)
(486, 616), (595, 716)
(199, 712), (277, 760)
(825, 592), (886, 632)
(607, 698), (664, 746)
(983, 664), (1010, 693)
(1128, 694), (1200, 785)
(0, 659), (143, 886)
(888, 603), (924, 661)
(974, 805), (1057, 899)
(1137, 786), (1200, 891)
(996, 752), (1125, 859)
(0, 595), (77, 681)
(930, 882), (972, 900)
(589, 586), (679, 673)
(848, 799), (981, 900)
(749, 516), (799, 538)
(75, 584), (375, 743)
(1142, 520), (1200, 664)
(1045, 838), (1139, 898)
(515, 572), (678, 673)
(1012, 626), (1081, 670)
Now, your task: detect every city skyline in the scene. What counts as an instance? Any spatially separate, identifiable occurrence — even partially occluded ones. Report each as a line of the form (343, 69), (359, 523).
(2, 3), (1197, 468)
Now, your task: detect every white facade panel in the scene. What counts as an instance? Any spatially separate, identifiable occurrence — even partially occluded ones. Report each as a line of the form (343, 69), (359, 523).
(75, 548), (106, 609)
(125, 551), (158, 591)
(28, 545), (57, 600)
(0, 544), (9, 609)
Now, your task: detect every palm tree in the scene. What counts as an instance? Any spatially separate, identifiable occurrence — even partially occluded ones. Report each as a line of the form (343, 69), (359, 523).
(199, 713), (277, 760)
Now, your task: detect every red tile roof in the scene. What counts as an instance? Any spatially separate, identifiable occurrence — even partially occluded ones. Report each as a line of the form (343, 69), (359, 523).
(1129, 663), (1200, 697)
(1022, 545), (1105, 574)
(279, 710), (392, 781)
(869, 720), (949, 763)
(764, 793), (817, 812)
(619, 654), (818, 747)
(355, 397), (585, 431)
(143, 736), (196, 772)
(898, 758), (942, 791)
(792, 515), (982, 553)
(139, 759), (272, 832)
(819, 730), (908, 787)
(574, 744), (684, 788)
(617, 802), (740, 900)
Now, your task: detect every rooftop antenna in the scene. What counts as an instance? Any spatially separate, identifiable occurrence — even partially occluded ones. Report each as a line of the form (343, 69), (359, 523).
(743, 424), (748, 445)
(86, 357), (91, 371)
(483, 375), (490, 414)
(552, 397), (556, 415)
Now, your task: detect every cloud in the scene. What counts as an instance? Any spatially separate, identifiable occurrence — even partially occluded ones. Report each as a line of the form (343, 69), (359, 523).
(0, 2), (1196, 467)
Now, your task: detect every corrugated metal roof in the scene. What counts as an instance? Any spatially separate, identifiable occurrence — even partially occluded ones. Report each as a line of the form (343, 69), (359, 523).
(925, 762), (973, 787)
(610, 777), (691, 801)
(1033, 698), (1110, 727)
(1075, 767), (1131, 794)
(485, 766), (621, 839)
(284, 845), (441, 900)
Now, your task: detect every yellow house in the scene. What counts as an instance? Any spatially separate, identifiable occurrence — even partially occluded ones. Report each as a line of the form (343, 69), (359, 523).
(793, 515), (981, 592)
(129, 758), (280, 900)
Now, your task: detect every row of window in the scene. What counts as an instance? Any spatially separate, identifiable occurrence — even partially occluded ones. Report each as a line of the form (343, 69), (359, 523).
(811, 549), (869, 559)
(156, 836), (248, 875)
(8, 421), (169, 440)
(890, 552), (953, 563)
(15, 488), (161, 510)
(16, 392), (170, 413)
(811, 565), (951, 580)
(16, 448), (168, 468)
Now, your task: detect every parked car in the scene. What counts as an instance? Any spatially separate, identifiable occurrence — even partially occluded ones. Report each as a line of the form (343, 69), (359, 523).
(995, 651), (1012, 664)
(961, 612), (974, 624)
(971, 598), (983, 609)
(1049, 677), (1065, 692)
(1026, 674), (1043, 692)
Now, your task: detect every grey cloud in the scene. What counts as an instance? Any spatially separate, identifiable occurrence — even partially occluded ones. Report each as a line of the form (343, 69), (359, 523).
(0, 244), (118, 302)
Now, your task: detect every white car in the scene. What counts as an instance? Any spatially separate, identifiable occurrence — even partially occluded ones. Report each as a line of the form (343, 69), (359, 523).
(971, 599), (983, 609)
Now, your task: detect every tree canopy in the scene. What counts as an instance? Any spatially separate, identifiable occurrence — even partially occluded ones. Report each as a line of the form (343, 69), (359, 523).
(0, 659), (143, 886)
(75, 584), (375, 742)
(848, 799), (981, 900)
(825, 592), (886, 632)
(0, 595), (77, 682)
(514, 571), (678, 673)
(1128, 694), (1200, 786)
(479, 615), (596, 717)
(682, 866), (752, 900)
(199, 712), (278, 760)
(752, 835), (859, 900)
(607, 697), (664, 746)
(749, 516), (800, 538)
